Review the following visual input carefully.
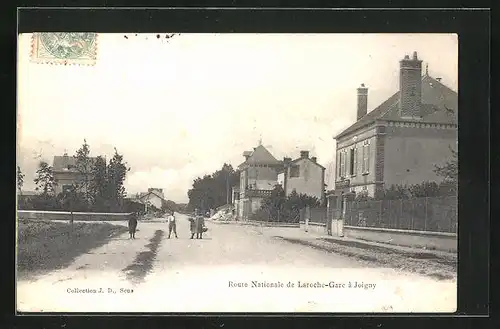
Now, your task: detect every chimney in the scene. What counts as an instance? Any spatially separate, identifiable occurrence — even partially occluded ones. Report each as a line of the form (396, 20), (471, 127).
(436, 77), (442, 82)
(300, 150), (309, 159)
(311, 157), (317, 163)
(243, 151), (252, 160)
(357, 83), (368, 120)
(283, 157), (292, 164)
(399, 51), (423, 119)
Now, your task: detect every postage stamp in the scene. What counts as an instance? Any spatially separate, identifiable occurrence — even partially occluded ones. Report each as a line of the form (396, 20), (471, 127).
(30, 32), (98, 66)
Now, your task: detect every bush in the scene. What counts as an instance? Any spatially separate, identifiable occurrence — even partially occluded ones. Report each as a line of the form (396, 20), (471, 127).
(255, 186), (319, 223)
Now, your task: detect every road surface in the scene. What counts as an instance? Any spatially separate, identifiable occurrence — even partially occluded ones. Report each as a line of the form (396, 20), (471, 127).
(17, 213), (457, 313)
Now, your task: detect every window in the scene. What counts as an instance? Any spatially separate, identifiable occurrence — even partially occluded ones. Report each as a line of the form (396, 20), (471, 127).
(290, 165), (300, 178)
(350, 148), (356, 176)
(362, 140), (370, 174)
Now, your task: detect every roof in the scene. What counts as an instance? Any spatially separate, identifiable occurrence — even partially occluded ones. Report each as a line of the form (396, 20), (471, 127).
(335, 75), (458, 139)
(52, 155), (99, 172)
(139, 190), (166, 202)
(237, 145), (282, 169)
(289, 157), (326, 170)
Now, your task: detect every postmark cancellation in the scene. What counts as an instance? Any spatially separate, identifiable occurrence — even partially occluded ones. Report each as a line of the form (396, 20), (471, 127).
(30, 33), (98, 66)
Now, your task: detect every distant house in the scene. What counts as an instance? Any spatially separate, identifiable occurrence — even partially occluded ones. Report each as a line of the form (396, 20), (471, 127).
(52, 153), (99, 195)
(235, 144), (283, 220)
(137, 188), (166, 211)
(277, 150), (326, 201)
(331, 51), (458, 198)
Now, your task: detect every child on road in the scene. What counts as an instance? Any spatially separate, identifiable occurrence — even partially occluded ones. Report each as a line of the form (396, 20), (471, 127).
(195, 211), (205, 239)
(188, 217), (196, 239)
(167, 211), (178, 239)
(128, 212), (138, 239)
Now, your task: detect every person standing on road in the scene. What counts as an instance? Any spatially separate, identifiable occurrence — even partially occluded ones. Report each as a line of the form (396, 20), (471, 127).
(195, 210), (205, 239)
(188, 216), (196, 239)
(167, 211), (178, 239)
(128, 211), (138, 240)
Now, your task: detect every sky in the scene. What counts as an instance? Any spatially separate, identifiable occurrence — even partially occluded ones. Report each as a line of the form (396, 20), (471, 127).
(17, 33), (458, 203)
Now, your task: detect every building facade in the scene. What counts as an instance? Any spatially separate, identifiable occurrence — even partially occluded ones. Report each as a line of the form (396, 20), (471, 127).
(332, 51), (458, 198)
(278, 151), (326, 201)
(235, 144), (283, 220)
(234, 146), (327, 220)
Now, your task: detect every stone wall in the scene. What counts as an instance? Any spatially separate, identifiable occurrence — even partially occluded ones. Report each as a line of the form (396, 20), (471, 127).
(17, 210), (132, 221)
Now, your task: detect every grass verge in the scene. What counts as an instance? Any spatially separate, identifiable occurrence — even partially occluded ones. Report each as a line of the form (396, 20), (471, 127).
(17, 219), (128, 281)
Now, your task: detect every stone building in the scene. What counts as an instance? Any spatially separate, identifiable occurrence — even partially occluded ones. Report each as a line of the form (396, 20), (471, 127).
(235, 144), (283, 220)
(277, 150), (326, 202)
(331, 51), (458, 198)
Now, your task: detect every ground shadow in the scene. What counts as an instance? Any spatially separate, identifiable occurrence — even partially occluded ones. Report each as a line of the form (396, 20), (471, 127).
(121, 230), (165, 284)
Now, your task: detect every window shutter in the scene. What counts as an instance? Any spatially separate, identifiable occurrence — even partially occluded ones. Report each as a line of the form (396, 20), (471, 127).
(358, 146), (362, 173)
(337, 152), (341, 177)
(342, 150), (347, 177)
(362, 144), (367, 173)
(339, 152), (343, 177)
(366, 141), (370, 173)
(353, 147), (358, 175)
(346, 149), (351, 176)
(344, 150), (349, 177)
(340, 151), (344, 177)
(362, 141), (370, 173)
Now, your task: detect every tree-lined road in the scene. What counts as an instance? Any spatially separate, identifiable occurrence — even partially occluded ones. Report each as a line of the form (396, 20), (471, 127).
(17, 214), (457, 313)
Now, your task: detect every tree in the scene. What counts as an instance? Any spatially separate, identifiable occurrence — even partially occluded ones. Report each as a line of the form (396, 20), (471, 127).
(187, 163), (240, 212)
(107, 148), (130, 212)
(187, 174), (214, 212)
(89, 156), (109, 211)
(34, 161), (57, 195)
(32, 161), (59, 210)
(380, 184), (410, 200)
(74, 139), (93, 206)
(434, 147), (458, 184)
(285, 190), (321, 210)
(408, 181), (441, 198)
(161, 199), (178, 213)
(355, 190), (373, 202)
(17, 166), (25, 195)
